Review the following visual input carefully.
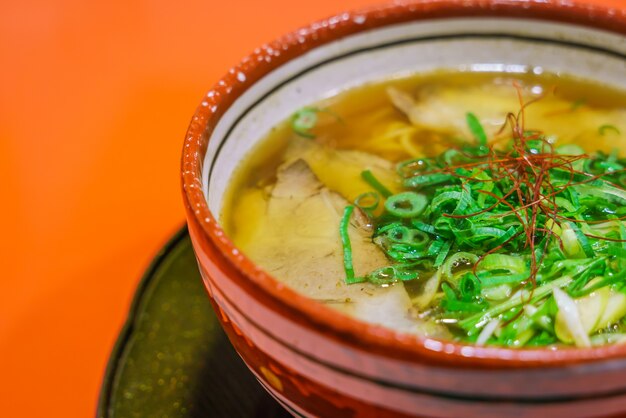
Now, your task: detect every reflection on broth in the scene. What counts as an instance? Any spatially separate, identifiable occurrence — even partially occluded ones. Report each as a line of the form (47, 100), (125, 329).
(223, 70), (626, 347)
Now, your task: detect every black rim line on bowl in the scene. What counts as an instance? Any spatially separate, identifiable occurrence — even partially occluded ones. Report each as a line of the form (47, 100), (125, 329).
(97, 227), (626, 406)
(206, 32), (626, 187)
(96, 225), (189, 418)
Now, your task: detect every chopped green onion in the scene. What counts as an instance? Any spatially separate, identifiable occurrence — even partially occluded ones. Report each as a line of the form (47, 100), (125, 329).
(442, 281), (486, 312)
(411, 221), (437, 236)
(291, 108), (318, 138)
(599, 124), (621, 136)
(567, 222), (595, 258)
(466, 112), (487, 146)
(404, 173), (453, 189)
(384, 192), (427, 218)
(434, 240), (452, 268)
(361, 170), (392, 198)
(354, 191), (380, 212)
(367, 265), (419, 284)
(430, 191), (463, 214)
(290, 107), (342, 138)
(460, 273), (482, 299)
(477, 272), (529, 287)
(442, 252), (478, 281)
(339, 205), (362, 284)
(382, 226), (430, 250)
(478, 254), (527, 274)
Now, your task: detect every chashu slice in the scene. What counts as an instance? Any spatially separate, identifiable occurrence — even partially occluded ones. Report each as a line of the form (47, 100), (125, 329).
(387, 85), (626, 150)
(241, 159), (427, 334)
(283, 136), (401, 209)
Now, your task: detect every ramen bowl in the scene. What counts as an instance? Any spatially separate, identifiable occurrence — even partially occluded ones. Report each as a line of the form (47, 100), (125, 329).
(181, 1), (626, 416)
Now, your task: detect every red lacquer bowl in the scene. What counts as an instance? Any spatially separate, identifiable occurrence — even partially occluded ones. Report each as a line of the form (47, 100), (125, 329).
(181, 1), (626, 416)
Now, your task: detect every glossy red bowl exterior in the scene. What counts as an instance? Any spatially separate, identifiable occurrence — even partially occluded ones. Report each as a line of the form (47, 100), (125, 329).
(182, 1), (626, 416)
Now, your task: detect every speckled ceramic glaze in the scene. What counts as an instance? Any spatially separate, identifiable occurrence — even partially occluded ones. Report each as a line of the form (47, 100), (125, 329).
(182, 1), (626, 416)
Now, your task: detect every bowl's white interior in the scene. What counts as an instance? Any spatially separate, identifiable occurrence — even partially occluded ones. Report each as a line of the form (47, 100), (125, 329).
(202, 17), (626, 217)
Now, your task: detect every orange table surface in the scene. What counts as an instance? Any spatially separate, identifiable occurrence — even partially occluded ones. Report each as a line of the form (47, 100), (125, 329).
(1, 0), (624, 417)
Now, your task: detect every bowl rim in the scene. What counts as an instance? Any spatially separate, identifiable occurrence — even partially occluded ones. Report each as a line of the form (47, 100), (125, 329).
(181, 0), (626, 368)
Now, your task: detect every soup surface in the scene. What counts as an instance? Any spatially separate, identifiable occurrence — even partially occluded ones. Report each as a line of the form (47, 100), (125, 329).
(223, 70), (626, 347)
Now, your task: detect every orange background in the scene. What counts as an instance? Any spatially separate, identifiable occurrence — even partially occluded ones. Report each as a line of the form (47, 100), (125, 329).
(1, 0), (623, 417)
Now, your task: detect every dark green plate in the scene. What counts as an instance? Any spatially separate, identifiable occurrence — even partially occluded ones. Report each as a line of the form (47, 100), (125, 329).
(97, 227), (291, 418)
